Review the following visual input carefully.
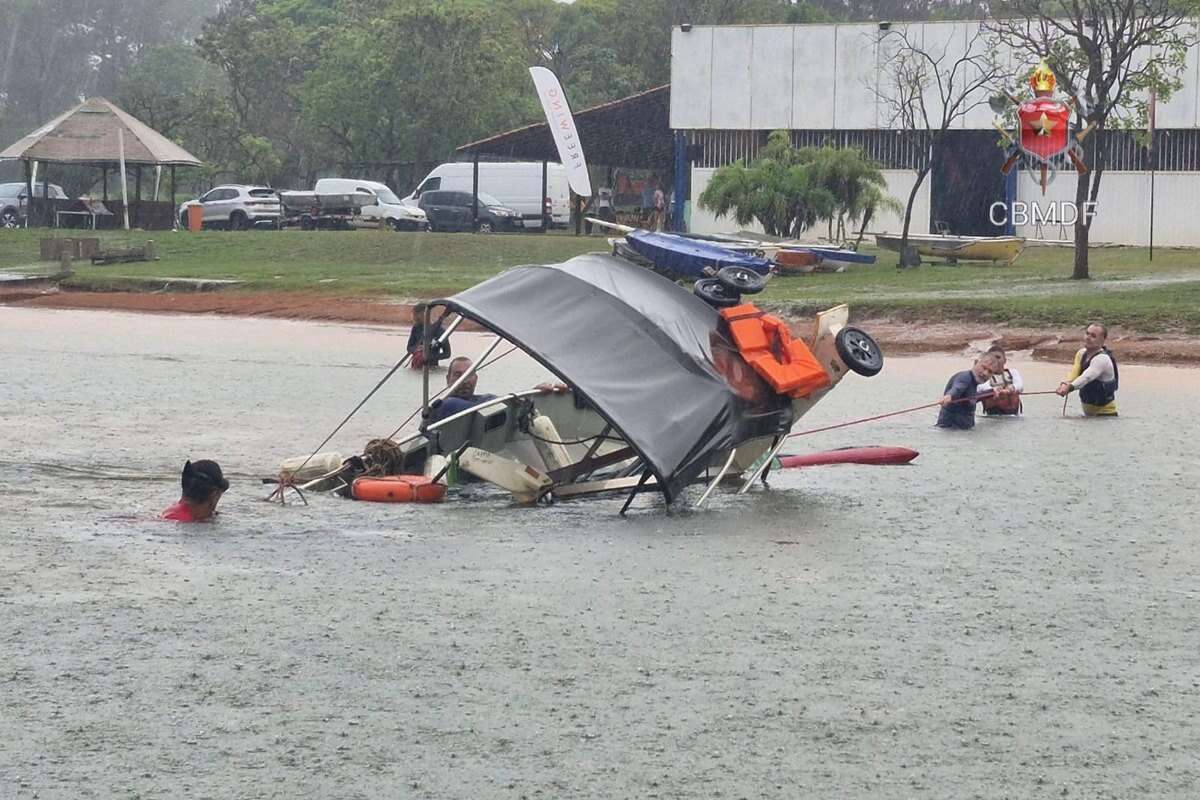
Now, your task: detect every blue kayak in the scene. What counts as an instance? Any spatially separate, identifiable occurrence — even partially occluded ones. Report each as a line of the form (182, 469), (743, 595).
(624, 231), (773, 279)
(795, 246), (877, 266)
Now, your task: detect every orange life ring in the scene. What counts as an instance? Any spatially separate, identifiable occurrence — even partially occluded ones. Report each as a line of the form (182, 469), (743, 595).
(351, 475), (447, 503)
(719, 303), (831, 398)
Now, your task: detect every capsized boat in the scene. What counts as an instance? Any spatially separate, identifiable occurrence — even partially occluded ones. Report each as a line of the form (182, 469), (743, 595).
(874, 233), (1025, 264)
(288, 252), (886, 512)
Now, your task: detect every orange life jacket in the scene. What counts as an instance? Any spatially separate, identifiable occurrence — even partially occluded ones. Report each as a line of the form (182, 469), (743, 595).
(718, 303), (830, 399)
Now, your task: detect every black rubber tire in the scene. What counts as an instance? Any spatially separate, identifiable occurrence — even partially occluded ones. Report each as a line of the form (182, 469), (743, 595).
(835, 326), (884, 377)
(476, 220), (494, 234)
(716, 265), (766, 295)
(178, 212), (189, 229)
(3, 208), (22, 228)
(693, 277), (742, 308)
(229, 211), (247, 231)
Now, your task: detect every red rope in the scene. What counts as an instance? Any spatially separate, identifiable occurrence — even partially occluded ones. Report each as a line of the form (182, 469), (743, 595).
(785, 390), (1061, 440)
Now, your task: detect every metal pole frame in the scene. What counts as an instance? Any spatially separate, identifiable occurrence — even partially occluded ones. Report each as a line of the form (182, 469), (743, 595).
(619, 470), (654, 516)
(737, 435), (785, 495)
(696, 449), (737, 507)
(23, 160), (33, 229)
(541, 159), (549, 232)
(672, 131), (688, 232)
(472, 155), (479, 230)
(421, 304), (433, 415)
(41, 165), (49, 228)
(1149, 143), (1156, 262)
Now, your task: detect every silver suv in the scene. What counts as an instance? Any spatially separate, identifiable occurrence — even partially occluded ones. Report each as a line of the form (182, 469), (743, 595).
(178, 185), (282, 230)
(1, 182), (68, 228)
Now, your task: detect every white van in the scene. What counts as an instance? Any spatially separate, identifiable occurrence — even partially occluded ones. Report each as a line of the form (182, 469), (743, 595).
(403, 162), (570, 228)
(312, 178), (428, 230)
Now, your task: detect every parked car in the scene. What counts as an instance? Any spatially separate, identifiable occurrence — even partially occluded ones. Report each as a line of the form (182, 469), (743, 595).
(312, 178), (427, 231)
(177, 185), (282, 230)
(403, 161), (569, 228)
(1, 182), (68, 228)
(419, 190), (523, 233)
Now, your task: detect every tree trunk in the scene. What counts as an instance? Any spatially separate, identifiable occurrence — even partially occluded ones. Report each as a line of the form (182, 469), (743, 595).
(899, 165), (930, 267)
(855, 207), (874, 249)
(1071, 130), (1099, 280)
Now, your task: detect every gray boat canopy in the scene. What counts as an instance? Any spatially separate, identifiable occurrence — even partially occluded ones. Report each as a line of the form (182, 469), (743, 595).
(436, 253), (789, 501)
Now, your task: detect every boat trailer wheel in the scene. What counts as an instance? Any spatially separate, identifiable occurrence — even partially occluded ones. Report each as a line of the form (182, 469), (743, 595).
(693, 277), (742, 308)
(716, 265), (765, 295)
(835, 326), (884, 376)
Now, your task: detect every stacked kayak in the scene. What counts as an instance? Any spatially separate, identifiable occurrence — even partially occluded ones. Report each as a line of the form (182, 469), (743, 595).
(624, 230), (772, 281)
(775, 246), (876, 274)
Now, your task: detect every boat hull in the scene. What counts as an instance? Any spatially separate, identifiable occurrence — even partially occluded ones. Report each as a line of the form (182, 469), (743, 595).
(875, 234), (1025, 264)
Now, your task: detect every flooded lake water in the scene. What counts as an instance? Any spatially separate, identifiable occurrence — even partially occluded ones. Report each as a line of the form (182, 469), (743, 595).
(2, 307), (1198, 798)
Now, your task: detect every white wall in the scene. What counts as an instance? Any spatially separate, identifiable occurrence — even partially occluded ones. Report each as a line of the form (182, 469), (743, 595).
(1013, 171), (1200, 246)
(671, 21), (1200, 131)
(689, 167), (929, 238)
(870, 170), (932, 237)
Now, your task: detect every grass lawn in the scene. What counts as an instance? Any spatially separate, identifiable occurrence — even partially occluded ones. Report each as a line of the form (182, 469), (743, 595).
(4, 227), (1200, 331)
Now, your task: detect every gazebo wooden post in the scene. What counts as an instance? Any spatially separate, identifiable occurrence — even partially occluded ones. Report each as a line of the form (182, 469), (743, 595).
(135, 166), (143, 228)
(42, 164), (50, 228)
(102, 167), (109, 201)
(23, 160), (33, 229)
(170, 166), (176, 217)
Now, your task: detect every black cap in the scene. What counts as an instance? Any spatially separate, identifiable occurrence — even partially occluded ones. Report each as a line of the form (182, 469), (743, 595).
(183, 459), (229, 493)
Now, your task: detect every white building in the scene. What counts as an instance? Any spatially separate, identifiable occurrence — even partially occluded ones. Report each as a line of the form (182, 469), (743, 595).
(671, 21), (1200, 245)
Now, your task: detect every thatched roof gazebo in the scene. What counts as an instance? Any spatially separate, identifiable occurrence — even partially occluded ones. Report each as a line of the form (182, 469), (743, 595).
(0, 96), (202, 229)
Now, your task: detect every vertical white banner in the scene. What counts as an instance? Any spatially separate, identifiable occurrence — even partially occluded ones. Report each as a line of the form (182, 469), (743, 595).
(529, 66), (592, 198)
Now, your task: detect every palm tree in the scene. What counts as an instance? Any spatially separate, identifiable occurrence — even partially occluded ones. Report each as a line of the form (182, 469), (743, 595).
(699, 131), (897, 243)
(699, 131), (836, 238)
(809, 146), (900, 246)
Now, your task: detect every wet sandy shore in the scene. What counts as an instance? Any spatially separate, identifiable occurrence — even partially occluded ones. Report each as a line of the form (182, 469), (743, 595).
(5, 288), (1200, 365)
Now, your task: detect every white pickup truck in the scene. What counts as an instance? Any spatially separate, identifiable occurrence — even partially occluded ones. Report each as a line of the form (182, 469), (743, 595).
(279, 178), (427, 231)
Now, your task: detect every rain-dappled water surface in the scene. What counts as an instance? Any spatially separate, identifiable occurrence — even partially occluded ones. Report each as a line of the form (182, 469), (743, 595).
(2, 307), (1198, 799)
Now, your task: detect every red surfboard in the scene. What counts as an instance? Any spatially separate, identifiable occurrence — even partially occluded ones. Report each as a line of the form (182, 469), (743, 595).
(776, 446), (918, 469)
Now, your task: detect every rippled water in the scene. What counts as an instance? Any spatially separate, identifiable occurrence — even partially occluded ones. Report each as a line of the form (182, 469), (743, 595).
(2, 307), (1198, 798)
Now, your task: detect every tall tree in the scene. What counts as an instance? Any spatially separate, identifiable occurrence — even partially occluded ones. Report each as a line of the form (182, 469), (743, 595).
(987, 2), (1198, 279)
(874, 23), (1003, 265)
(299, 0), (534, 188)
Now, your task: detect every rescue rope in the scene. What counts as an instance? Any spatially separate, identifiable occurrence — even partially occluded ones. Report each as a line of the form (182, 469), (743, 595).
(785, 390), (1061, 439)
(267, 341), (516, 505)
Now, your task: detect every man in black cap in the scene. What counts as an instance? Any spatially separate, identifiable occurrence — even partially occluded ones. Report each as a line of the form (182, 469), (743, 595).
(161, 459), (229, 522)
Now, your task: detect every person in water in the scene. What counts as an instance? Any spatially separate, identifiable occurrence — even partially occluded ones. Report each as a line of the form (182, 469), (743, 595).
(978, 345), (1023, 416)
(161, 459), (228, 522)
(1056, 322), (1119, 416)
(428, 357), (499, 423)
(427, 356), (570, 424)
(937, 356), (995, 429)
(406, 303), (451, 369)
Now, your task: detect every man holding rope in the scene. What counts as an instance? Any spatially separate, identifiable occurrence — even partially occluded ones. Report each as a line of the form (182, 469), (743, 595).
(1055, 322), (1119, 416)
(937, 355), (995, 430)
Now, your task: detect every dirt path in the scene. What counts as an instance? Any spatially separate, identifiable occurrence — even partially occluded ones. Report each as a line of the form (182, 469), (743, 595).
(6, 287), (1200, 365)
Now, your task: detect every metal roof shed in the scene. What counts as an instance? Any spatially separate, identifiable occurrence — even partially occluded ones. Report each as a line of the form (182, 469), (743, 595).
(455, 85), (682, 231)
